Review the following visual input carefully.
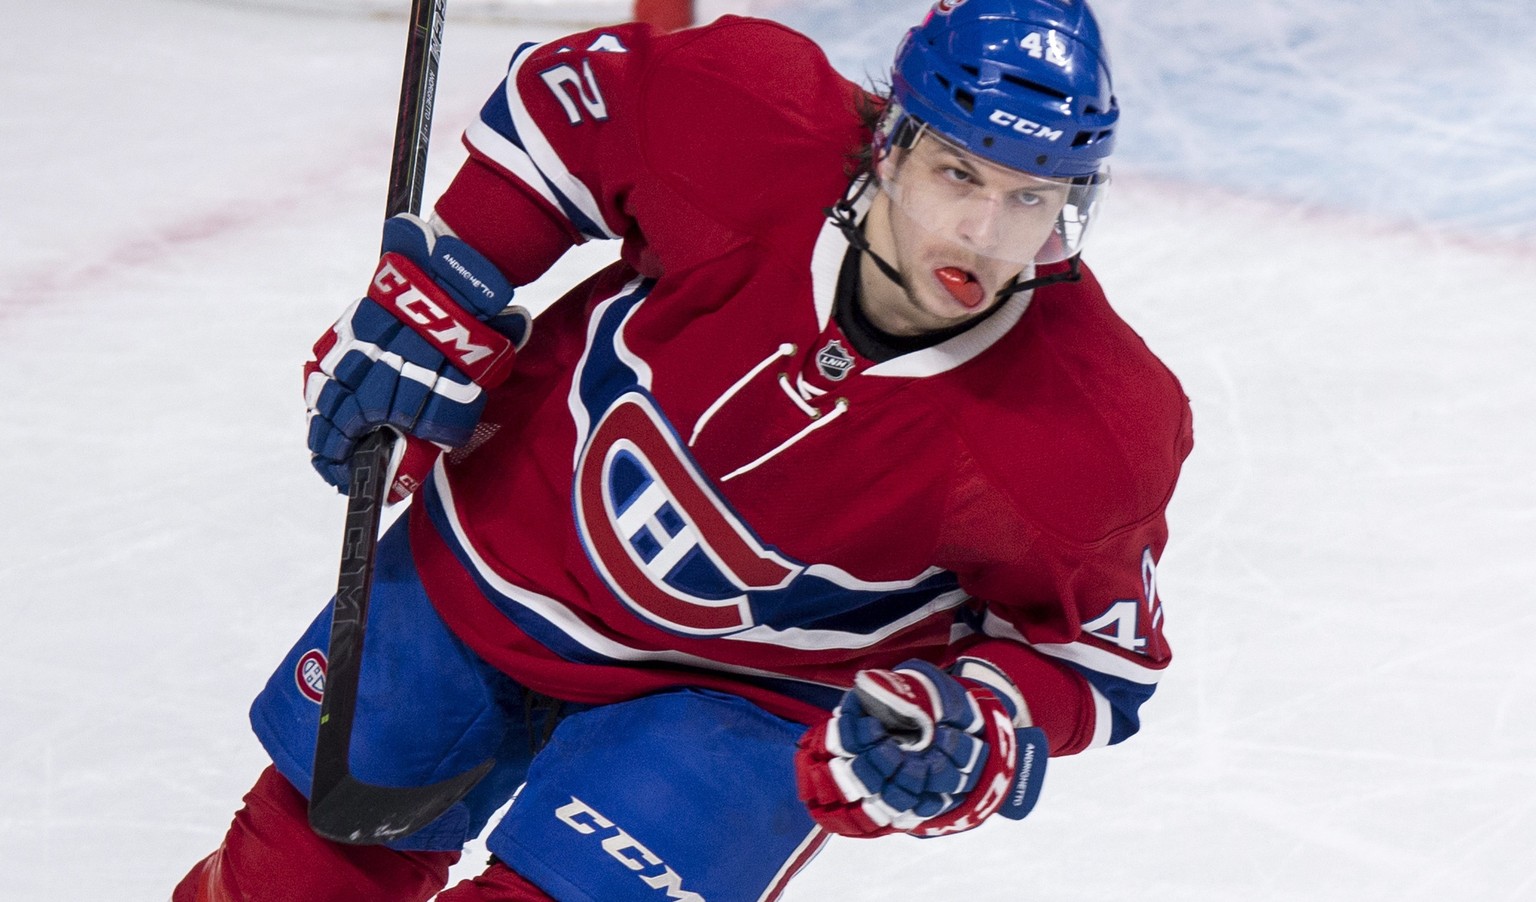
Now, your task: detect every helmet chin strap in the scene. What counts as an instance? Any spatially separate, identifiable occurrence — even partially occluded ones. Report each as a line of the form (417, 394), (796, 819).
(826, 185), (907, 290)
(826, 184), (1083, 305)
(994, 255), (1083, 299)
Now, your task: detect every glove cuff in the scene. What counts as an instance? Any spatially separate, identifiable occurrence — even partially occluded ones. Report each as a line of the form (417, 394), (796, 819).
(950, 656), (1032, 728)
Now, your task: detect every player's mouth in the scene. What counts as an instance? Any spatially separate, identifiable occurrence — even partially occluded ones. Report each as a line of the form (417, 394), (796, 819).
(933, 266), (986, 309)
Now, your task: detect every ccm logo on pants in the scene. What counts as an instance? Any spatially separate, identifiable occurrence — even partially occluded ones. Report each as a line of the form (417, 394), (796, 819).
(555, 797), (704, 901)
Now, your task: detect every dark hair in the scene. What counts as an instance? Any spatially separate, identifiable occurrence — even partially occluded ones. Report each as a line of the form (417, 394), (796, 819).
(847, 87), (890, 179)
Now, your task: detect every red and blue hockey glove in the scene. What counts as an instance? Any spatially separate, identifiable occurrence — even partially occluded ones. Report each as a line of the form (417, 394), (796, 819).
(304, 214), (531, 502)
(796, 658), (1048, 838)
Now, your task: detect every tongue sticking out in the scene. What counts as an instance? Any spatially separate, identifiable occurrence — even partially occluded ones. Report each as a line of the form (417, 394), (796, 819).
(935, 267), (985, 308)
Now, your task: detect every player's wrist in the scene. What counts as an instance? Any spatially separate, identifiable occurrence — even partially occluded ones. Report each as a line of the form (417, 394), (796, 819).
(948, 655), (1030, 727)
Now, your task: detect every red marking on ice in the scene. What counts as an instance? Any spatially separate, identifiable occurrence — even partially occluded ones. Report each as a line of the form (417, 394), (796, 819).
(0, 118), (441, 328)
(0, 204), (288, 326)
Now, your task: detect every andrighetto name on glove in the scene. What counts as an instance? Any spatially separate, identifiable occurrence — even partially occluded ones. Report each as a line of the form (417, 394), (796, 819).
(1013, 746), (1038, 811)
(1014, 742), (1038, 808)
(441, 253), (499, 301)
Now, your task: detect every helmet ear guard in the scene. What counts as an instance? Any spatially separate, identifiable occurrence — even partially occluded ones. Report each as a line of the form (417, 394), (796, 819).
(880, 107), (925, 156)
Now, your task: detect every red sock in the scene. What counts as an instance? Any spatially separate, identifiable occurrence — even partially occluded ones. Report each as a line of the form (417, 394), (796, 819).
(437, 861), (557, 901)
(172, 765), (459, 902)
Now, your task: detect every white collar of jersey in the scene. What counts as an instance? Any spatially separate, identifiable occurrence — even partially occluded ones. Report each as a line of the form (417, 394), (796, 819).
(810, 179), (1034, 379)
(810, 180), (869, 329)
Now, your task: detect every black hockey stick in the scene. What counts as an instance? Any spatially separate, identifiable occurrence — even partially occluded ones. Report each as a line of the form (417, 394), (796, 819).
(308, 0), (493, 845)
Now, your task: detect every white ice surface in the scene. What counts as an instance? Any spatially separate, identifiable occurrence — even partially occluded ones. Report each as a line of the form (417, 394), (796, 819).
(2, 1), (1534, 899)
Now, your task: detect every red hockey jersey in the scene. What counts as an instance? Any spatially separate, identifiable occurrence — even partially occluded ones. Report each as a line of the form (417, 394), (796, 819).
(411, 17), (1193, 757)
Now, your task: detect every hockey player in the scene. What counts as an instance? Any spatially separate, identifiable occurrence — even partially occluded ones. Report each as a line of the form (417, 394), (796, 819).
(175, 0), (1192, 899)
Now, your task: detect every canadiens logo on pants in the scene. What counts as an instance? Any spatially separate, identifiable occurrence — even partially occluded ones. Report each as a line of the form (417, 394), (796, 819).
(294, 649), (327, 704)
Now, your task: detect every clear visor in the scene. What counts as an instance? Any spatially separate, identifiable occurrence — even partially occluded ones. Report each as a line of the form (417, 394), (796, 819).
(878, 127), (1109, 266)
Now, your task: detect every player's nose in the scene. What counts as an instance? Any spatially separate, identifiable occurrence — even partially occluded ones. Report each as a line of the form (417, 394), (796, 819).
(952, 198), (1004, 251)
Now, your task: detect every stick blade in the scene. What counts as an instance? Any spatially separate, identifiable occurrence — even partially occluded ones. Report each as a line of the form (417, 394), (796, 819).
(308, 758), (495, 844)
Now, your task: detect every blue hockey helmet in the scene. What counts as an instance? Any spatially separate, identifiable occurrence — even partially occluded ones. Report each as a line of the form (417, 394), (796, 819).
(889, 0), (1118, 180)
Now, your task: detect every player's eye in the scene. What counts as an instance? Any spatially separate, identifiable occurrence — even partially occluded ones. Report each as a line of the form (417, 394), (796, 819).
(940, 165), (975, 185)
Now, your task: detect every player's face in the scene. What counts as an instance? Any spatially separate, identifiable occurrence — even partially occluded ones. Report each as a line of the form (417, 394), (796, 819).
(863, 132), (1072, 336)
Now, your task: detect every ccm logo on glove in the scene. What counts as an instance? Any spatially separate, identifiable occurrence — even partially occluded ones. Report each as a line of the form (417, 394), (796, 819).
(369, 253), (515, 384)
(305, 213), (532, 503)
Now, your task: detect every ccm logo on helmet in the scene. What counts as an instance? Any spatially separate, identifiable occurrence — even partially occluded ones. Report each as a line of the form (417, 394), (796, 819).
(988, 109), (1064, 141)
(556, 797), (704, 901)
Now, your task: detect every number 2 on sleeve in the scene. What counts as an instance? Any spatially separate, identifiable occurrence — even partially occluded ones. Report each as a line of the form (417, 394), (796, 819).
(540, 61), (609, 125)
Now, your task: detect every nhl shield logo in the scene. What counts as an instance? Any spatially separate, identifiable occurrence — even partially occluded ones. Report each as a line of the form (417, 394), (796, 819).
(816, 340), (855, 381)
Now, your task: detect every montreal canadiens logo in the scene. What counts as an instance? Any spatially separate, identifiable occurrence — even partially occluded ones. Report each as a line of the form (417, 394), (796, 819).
(295, 649), (327, 704)
(575, 393), (804, 636)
